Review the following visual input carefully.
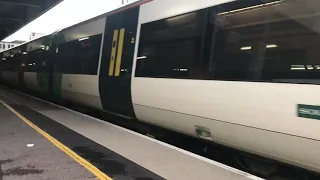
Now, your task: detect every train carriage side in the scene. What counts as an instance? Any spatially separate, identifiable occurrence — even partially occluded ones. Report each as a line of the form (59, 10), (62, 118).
(131, 0), (320, 174)
(2, 0), (320, 177)
(1, 47), (24, 88)
(50, 18), (106, 110)
(0, 52), (3, 82)
(23, 36), (53, 95)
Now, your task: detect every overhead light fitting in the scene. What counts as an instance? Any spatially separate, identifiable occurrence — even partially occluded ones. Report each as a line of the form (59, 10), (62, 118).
(240, 46), (252, 50)
(79, 37), (90, 41)
(291, 65), (306, 70)
(240, 44), (278, 51)
(266, 44), (278, 48)
(291, 67), (305, 70)
(218, 0), (283, 15)
(173, 68), (188, 71)
(137, 56), (147, 59)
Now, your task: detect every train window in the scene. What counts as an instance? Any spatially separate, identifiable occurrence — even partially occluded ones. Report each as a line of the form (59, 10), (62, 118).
(135, 10), (208, 79)
(54, 34), (102, 75)
(207, 0), (278, 81)
(2, 54), (21, 71)
(259, 0), (320, 83)
(25, 49), (48, 72)
(136, 0), (320, 84)
(209, 0), (320, 83)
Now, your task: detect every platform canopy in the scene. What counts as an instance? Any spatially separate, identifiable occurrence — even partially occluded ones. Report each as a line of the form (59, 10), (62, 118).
(0, 0), (62, 41)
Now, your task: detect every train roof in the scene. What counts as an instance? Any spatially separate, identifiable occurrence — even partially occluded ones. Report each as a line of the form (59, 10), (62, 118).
(0, 0), (151, 55)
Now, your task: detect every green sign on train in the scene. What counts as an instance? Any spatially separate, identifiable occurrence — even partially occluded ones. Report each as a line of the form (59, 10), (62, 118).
(298, 104), (320, 120)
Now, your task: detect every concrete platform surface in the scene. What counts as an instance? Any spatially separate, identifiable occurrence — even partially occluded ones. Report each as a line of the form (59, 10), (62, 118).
(0, 104), (95, 180)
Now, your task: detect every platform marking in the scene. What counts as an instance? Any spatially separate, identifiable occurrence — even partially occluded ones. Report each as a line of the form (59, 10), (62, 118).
(0, 100), (112, 180)
(0, 93), (20, 105)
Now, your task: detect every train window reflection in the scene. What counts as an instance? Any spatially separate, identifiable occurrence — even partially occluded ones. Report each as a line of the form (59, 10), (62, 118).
(136, 9), (207, 79)
(54, 34), (102, 75)
(210, 0), (320, 83)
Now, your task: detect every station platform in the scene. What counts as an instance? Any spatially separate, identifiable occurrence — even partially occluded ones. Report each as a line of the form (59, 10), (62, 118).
(0, 86), (264, 180)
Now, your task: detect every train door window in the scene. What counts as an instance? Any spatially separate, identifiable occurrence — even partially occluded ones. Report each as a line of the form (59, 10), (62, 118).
(77, 34), (102, 75)
(55, 41), (76, 73)
(136, 10), (208, 79)
(4, 53), (21, 72)
(55, 34), (102, 75)
(25, 51), (37, 72)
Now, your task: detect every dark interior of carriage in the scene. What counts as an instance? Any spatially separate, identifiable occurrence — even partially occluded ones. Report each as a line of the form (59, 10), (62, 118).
(215, 0), (320, 82)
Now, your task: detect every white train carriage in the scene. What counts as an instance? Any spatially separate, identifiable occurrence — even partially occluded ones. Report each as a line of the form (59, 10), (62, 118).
(1, 0), (320, 179)
(54, 18), (105, 110)
(23, 37), (51, 93)
(132, 0), (320, 175)
(1, 48), (22, 87)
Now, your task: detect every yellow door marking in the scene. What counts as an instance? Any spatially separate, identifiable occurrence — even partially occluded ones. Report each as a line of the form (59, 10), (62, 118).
(114, 28), (125, 76)
(109, 30), (119, 76)
(0, 100), (112, 180)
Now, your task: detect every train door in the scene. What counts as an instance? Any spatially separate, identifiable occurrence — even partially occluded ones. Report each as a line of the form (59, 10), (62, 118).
(0, 53), (3, 82)
(18, 45), (27, 90)
(99, 7), (139, 118)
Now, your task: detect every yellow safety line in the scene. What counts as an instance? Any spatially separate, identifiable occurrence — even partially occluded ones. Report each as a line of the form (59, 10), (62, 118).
(108, 30), (119, 76)
(0, 100), (112, 180)
(114, 28), (125, 76)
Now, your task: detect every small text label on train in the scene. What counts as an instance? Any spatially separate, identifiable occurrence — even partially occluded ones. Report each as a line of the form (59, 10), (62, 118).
(298, 104), (320, 120)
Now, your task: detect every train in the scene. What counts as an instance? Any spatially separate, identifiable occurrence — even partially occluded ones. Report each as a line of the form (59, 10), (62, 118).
(1, 0), (320, 179)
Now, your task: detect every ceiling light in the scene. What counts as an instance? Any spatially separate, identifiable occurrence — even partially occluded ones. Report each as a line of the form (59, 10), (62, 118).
(218, 0), (283, 15)
(266, 44), (277, 48)
(240, 46), (252, 50)
(291, 67), (305, 70)
(137, 56), (147, 59)
(241, 44), (277, 51)
(79, 37), (89, 41)
(291, 65), (305, 70)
